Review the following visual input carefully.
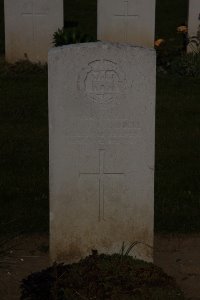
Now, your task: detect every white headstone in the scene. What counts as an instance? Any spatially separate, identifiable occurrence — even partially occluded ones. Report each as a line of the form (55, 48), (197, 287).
(4, 0), (63, 63)
(49, 42), (156, 263)
(188, 0), (200, 52)
(97, 0), (155, 47)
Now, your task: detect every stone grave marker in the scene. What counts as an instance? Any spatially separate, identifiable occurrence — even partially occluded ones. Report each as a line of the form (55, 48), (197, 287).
(188, 0), (200, 52)
(49, 42), (156, 263)
(97, 0), (155, 47)
(4, 0), (63, 63)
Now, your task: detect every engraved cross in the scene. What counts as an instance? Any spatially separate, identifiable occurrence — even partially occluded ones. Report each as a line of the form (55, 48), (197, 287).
(114, 0), (139, 41)
(22, 0), (48, 40)
(80, 149), (124, 222)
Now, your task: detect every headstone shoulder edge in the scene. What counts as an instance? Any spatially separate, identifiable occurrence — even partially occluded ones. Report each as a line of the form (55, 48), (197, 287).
(48, 42), (156, 57)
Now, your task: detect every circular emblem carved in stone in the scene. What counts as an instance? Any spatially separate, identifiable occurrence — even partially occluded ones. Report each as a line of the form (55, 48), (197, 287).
(78, 60), (126, 104)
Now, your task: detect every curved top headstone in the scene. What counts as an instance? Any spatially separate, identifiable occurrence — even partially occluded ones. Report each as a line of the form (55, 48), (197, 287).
(49, 42), (156, 263)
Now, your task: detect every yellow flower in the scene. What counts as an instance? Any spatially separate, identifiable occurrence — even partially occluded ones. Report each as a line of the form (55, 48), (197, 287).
(154, 39), (165, 47)
(177, 25), (188, 33)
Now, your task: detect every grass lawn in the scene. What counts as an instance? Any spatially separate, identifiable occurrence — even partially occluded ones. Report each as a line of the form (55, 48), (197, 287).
(0, 0), (199, 235)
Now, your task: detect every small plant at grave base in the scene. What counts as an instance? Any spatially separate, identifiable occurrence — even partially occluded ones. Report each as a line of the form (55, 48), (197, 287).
(53, 27), (96, 47)
(120, 241), (153, 258)
(20, 251), (185, 300)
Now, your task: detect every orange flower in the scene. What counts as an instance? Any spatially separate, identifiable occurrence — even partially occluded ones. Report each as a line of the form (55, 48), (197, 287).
(154, 39), (165, 47)
(177, 25), (188, 33)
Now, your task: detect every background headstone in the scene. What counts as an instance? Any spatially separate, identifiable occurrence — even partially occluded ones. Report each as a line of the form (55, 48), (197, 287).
(4, 0), (63, 63)
(49, 42), (156, 263)
(188, 0), (200, 52)
(97, 0), (155, 47)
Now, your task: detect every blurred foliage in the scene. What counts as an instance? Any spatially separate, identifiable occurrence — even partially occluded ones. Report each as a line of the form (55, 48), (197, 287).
(53, 27), (95, 47)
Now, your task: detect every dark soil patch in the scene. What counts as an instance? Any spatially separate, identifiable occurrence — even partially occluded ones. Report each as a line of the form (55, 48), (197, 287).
(21, 252), (184, 300)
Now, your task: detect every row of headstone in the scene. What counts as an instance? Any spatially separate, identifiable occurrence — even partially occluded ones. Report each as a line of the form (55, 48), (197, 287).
(4, 0), (156, 63)
(4, 0), (199, 63)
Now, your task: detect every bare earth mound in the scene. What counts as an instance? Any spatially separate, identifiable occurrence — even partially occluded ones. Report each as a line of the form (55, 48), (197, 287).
(20, 252), (184, 300)
(1, 234), (200, 299)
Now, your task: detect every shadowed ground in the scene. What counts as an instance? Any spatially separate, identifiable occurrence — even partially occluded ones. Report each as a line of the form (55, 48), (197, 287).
(0, 234), (200, 300)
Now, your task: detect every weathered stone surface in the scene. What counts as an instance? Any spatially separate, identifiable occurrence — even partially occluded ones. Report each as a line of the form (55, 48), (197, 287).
(97, 0), (155, 47)
(49, 42), (156, 263)
(4, 0), (63, 63)
(188, 0), (200, 52)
